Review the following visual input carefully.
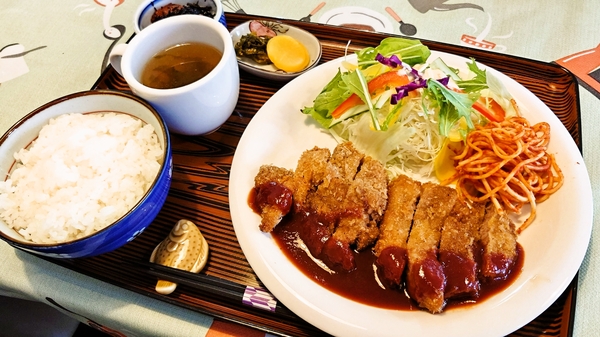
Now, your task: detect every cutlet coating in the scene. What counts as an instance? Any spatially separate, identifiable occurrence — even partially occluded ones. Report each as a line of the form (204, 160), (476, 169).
(351, 156), (388, 219)
(292, 147), (334, 209)
(332, 214), (376, 249)
(439, 201), (486, 257)
(307, 175), (351, 217)
(254, 165), (294, 187)
(258, 205), (287, 232)
(439, 201), (486, 299)
(407, 183), (457, 257)
(330, 141), (363, 181)
(406, 183), (457, 313)
(254, 165), (295, 232)
(479, 203), (518, 280)
(374, 174), (422, 256)
(319, 144), (388, 250)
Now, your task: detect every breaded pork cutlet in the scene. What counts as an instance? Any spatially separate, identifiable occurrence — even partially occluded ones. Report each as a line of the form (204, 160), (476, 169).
(254, 165), (295, 232)
(303, 143), (388, 239)
(304, 143), (359, 219)
(439, 200), (486, 299)
(329, 141), (363, 180)
(479, 203), (519, 281)
(406, 183), (457, 313)
(291, 146), (335, 210)
(374, 174), (422, 286)
(308, 143), (388, 270)
(304, 143), (356, 223)
(256, 142), (388, 271)
(330, 155), (388, 250)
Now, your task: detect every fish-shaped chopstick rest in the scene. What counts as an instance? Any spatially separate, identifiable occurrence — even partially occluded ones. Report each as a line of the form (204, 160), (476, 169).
(150, 219), (209, 295)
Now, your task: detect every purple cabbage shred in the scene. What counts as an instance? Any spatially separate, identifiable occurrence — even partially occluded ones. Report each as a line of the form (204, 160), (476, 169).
(437, 76), (450, 86)
(375, 53), (403, 68)
(390, 75), (451, 104)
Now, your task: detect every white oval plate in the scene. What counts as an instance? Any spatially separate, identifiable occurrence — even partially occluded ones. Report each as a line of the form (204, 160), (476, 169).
(230, 20), (322, 81)
(229, 52), (593, 337)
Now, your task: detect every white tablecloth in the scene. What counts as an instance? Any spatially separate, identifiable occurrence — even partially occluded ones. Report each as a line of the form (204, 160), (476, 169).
(1, 1), (598, 336)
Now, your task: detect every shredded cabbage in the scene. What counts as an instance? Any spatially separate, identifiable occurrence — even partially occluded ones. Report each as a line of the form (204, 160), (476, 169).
(331, 95), (444, 178)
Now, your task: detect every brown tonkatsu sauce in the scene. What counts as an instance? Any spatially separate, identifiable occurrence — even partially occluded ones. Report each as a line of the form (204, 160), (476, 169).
(249, 185), (524, 312)
(250, 182), (293, 215)
(272, 211), (415, 310)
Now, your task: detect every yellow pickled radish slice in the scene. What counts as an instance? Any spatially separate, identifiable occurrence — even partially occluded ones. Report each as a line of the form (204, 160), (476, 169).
(266, 35), (310, 72)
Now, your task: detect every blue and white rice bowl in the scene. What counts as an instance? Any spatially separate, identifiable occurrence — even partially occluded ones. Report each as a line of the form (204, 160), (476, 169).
(0, 90), (172, 258)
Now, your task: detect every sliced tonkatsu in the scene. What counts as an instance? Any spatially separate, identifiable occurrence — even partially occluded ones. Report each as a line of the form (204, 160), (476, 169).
(291, 146), (334, 210)
(330, 155), (388, 250)
(405, 183), (457, 313)
(253, 165), (295, 232)
(374, 174), (422, 286)
(479, 203), (519, 281)
(252, 142), (523, 315)
(329, 140), (364, 181)
(439, 200), (486, 299)
(314, 144), (388, 270)
(254, 142), (388, 271)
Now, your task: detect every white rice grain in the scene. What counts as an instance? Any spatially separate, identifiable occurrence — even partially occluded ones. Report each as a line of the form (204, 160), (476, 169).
(0, 112), (163, 244)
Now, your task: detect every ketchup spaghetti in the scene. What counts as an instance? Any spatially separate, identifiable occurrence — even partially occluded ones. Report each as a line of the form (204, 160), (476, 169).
(448, 116), (563, 233)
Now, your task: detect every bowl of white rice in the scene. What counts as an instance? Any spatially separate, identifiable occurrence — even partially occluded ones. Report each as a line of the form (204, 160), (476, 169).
(0, 90), (172, 258)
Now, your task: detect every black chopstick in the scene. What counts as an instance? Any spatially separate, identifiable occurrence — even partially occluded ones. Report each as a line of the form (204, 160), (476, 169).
(127, 260), (295, 317)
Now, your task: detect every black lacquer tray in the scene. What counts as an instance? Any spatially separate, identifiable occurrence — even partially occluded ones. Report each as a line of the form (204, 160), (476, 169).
(44, 13), (580, 337)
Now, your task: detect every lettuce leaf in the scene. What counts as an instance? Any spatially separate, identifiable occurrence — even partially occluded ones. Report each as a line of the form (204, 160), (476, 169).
(457, 59), (517, 117)
(302, 38), (431, 129)
(429, 57), (461, 81)
(340, 67), (380, 130)
(457, 58), (487, 93)
(424, 79), (475, 137)
(356, 37), (431, 68)
(301, 70), (350, 128)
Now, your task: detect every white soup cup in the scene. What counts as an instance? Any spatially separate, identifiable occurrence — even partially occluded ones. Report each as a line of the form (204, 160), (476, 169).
(109, 15), (239, 135)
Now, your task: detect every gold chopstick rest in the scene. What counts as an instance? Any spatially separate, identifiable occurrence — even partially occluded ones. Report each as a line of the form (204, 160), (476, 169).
(149, 219), (209, 295)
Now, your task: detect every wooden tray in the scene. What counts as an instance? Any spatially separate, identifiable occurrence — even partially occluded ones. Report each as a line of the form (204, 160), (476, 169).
(46, 13), (581, 337)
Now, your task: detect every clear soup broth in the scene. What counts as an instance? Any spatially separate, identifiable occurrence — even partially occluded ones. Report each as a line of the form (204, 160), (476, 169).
(140, 42), (222, 89)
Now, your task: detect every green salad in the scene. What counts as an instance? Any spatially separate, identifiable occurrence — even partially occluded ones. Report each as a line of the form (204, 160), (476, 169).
(301, 37), (518, 179)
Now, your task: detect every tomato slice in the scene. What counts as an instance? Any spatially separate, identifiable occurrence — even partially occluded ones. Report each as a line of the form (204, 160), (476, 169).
(472, 96), (506, 122)
(331, 71), (409, 119)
